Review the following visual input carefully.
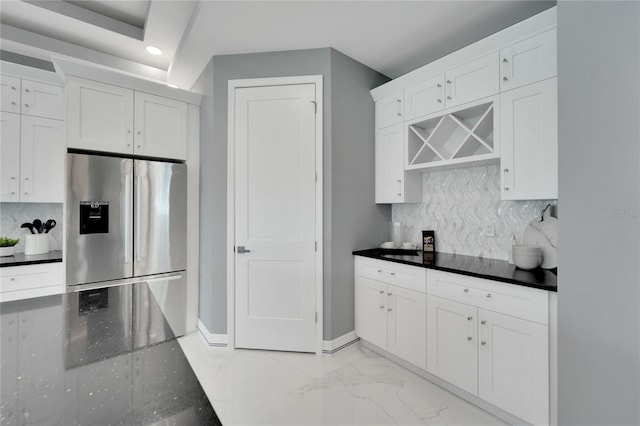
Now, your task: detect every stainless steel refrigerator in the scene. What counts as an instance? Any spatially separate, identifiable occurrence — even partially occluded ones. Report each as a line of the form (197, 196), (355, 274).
(66, 153), (187, 336)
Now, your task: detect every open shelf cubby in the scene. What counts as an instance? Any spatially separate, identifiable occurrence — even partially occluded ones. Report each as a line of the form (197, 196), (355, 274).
(407, 100), (496, 168)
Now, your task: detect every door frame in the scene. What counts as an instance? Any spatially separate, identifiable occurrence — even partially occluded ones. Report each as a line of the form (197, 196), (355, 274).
(226, 75), (324, 354)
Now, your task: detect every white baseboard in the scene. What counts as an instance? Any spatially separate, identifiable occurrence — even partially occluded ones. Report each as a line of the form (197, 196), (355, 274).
(197, 320), (228, 347)
(322, 330), (359, 354)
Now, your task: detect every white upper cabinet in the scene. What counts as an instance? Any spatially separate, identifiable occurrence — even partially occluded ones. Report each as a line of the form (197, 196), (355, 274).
(403, 75), (445, 121)
(67, 77), (134, 155)
(19, 116), (65, 202)
(501, 77), (557, 200)
(134, 92), (187, 160)
(21, 80), (65, 120)
(500, 29), (557, 92)
(375, 124), (422, 204)
(0, 113), (64, 203)
(445, 53), (499, 109)
(1, 75), (21, 114)
(0, 112), (21, 202)
(375, 91), (404, 128)
(67, 77), (187, 160)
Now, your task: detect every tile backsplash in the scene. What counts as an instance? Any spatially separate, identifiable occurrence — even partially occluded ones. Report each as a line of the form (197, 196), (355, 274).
(392, 165), (556, 261)
(0, 203), (63, 253)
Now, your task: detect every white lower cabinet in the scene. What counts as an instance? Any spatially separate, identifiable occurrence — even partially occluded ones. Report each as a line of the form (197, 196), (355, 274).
(0, 263), (64, 302)
(427, 269), (549, 425)
(427, 295), (478, 394)
(355, 257), (426, 369)
(355, 258), (551, 425)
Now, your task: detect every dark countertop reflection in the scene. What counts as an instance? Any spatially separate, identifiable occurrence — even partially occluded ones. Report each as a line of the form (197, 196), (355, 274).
(0, 250), (63, 268)
(0, 283), (220, 426)
(353, 248), (557, 292)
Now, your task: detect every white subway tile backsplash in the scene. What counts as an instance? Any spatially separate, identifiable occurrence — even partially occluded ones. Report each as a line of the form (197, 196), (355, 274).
(392, 165), (556, 261)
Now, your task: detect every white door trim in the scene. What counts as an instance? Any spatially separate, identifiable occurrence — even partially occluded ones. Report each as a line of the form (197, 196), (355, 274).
(227, 75), (323, 355)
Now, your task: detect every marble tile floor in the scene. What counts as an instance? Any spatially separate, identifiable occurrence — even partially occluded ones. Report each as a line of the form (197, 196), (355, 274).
(178, 332), (506, 426)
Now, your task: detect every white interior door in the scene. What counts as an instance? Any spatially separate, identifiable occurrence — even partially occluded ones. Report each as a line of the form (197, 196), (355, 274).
(234, 83), (317, 353)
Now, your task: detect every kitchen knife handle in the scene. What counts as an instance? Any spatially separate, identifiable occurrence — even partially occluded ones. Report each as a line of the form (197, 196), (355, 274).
(124, 173), (132, 263)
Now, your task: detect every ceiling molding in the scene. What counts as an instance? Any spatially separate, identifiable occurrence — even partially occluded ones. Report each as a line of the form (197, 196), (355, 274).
(23, 0), (144, 40)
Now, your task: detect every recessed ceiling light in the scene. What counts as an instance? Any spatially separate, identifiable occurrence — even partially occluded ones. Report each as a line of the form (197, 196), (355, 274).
(167, 83), (179, 89)
(146, 46), (162, 56)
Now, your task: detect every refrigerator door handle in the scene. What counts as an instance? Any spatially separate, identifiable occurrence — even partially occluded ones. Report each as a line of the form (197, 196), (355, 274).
(124, 173), (132, 263)
(135, 174), (142, 262)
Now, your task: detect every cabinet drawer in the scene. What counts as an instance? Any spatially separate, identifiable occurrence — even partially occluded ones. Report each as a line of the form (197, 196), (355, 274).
(356, 256), (426, 293)
(0, 263), (63, 293)
(426, 269), (548, 324)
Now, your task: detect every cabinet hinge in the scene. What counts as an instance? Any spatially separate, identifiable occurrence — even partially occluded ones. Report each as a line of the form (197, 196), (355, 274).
(311, 100), (317, 113)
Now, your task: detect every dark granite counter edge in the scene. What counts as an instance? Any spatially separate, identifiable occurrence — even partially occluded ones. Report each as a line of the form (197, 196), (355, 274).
(0, 250), (63, 267)
(353, 249), (557, 293)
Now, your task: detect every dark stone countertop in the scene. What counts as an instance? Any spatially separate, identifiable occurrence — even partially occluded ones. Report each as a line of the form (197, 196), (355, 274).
(0, 282), (221, 425)
(0, 250), (63, 267)
(353, 248), (557, 292)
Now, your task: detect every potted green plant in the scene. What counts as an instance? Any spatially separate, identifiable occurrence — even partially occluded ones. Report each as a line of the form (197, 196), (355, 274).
(0, 237), (20, 257)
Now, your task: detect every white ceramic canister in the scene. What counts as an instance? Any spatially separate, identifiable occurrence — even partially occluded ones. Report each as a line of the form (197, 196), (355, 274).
(24, 234), (50, 255)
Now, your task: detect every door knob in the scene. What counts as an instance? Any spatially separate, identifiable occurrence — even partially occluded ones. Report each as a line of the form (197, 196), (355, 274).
(236, 246), (251, 254)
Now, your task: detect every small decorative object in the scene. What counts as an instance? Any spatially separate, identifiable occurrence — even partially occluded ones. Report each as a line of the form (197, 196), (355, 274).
(24, 234), (49, 255)
(422, 230), (435, 253)
(0, 237), (20, 257)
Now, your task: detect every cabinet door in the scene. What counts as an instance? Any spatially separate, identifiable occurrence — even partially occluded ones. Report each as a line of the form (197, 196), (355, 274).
(1, 75), (21, 113)
(21, 80), (65, 120)
(0, 312), (18, 426)
(67, 77), (134, 154)
(134, 92), (187, 160)
(375, 91), (404, 128)
(501, 77), (557, 200)
(20, 116), (65, 202)
(478, 309), (549, 425)
(427, 295), (478, 395)
(355, 276), (388, 349)
(404, 75), (445, 121)
(375, 124), (404, 204)
(445, 52), (499, 108)
(0, 112), (20, 202)
(387, 284), (426, 369)
(500, 29), (557, 92)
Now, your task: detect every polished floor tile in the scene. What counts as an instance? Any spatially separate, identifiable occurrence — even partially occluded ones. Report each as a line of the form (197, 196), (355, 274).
(178, 332), (506, 426)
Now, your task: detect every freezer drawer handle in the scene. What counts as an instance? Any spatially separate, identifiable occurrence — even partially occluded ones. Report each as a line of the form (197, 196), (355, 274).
(237, 246), (251, 254)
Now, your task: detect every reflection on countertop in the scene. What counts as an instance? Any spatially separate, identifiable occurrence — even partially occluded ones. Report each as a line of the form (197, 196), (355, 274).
(0, 250), (63, 267)
(353, 248), (557, 292)
(0, 282), (220, 425)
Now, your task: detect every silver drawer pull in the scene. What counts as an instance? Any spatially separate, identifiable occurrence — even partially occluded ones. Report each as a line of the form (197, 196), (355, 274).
(481, 320), (486, 325)
(481, 341), (487, 346)
(377, 269), (382, 273)
(387, 308), (393, 312)
(387, 293), (392, 296)
(390, 272), (396, 276)
(467, 336), (473, 341)
(379, 305), (384, 309)
(467, 316), (473, 321)
(379, 290), (384, 294)
(486, 293), (492, 298)
(463, 288), (469, 293)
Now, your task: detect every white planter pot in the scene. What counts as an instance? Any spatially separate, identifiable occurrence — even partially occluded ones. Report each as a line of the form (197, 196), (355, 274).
(0, 246), (16, 257)
(24, 234), (49, 255)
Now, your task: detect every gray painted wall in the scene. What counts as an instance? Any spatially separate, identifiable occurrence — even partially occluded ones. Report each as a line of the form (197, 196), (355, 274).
(327, 49), (390, 339)
(196, 48), (390, 339)
(558, 2), (640, 424)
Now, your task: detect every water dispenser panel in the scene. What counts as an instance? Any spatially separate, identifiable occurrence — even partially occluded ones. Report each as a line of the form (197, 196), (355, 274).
(79, 201), (109, 234)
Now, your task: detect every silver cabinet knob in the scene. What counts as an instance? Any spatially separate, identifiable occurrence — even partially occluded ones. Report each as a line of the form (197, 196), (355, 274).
(503, 58), (509, 63)
(10, 277), (15, 281)
(437, 99), (442, 103)
(504, 187), (509, 191)
(387, 292), (393, 296)
(24, 104), (29, 108)
(503, 168), (509, 172)
(10, 176), (15, 180)
(397, 179), (402, 183)
(447, 80), (452, 84)
(24, 89), (30, 93)
(11, 191), (15, 194)
(11, 101), (16, 106)
(396, 99), (402, 103)
(463, 288), (469, 293)
(11, 86), (16, 90)
(481, 320), (486, 325)
(396, 112), (401, 116)
(377, 269), (382, 273)
(467, 316), (473, 321)
(437, 83), (442, 88)
(397, 193), (402, 196)
(467, 336), (473, 341)
(503, 77), (509, 82)
(390, 272), (396, 276)
(486, 293), (492, 298)
(379, 290), (384, 294)
(481, 341), (487, 346)
(379, 305), (385, 309)
(387, 308), (393, 312)
(24, 177), (28, 180)
(447, 96), (452, 100)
